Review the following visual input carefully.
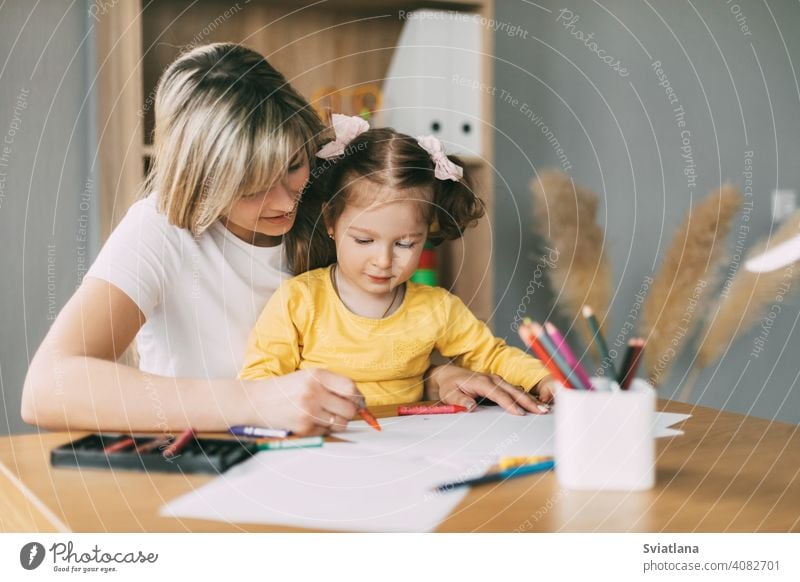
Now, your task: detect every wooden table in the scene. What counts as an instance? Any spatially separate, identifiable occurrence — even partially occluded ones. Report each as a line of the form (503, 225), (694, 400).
(1, 400), (798, 532)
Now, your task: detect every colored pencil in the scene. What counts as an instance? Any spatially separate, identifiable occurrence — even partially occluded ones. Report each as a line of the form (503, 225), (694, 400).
(582, 305), (613, 375)
(398, 405), (467, 415)
(544, 321), (594, 390)
(434, 459), (555, 492)
(531, 322), (591, 390)
(618, 338), (645, 390)
(163, 429), (195, 459)
(519, 320), (572, 388)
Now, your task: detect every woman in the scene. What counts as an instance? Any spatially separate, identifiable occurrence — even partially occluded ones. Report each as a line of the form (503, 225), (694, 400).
(22, 44), (545, 436)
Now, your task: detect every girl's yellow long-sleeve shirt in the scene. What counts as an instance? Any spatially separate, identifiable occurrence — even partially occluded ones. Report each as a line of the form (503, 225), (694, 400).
(240, 266), (550, 406)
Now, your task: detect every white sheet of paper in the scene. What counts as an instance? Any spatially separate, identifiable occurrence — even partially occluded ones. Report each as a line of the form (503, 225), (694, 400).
(161, 443), (468, 532)
(343, 406), (554, 470)
(653, 412), (690, 436)
(343, 408), (691, 468)
(161, 409), (690, 532)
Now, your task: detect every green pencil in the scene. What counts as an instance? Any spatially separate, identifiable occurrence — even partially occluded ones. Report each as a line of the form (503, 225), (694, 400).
(582, 305), (613, 376)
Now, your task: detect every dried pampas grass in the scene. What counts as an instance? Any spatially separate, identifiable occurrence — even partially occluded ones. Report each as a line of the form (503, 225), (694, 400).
(694, 210), (800, 373)
(640, 185), (743, 386)
(530, 170), (613, 353)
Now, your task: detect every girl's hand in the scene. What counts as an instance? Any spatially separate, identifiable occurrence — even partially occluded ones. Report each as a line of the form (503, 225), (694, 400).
(533, 375), (557, 405)
(429, 365), (552, 416)
(248, 369), (362, 436)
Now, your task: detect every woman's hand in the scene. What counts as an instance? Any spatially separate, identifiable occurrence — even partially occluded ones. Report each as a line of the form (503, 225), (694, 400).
(428, 365), (552, 416)
(248, 369), (362, 436)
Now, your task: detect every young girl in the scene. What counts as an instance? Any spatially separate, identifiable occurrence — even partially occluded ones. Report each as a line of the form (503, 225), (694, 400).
(240, 115), (556, 414)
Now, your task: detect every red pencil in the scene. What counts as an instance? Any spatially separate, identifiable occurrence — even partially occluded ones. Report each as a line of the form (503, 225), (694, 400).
(398, 405), (468, 415)
(519, 320), (573, 388)
(163, 429), (195, 459)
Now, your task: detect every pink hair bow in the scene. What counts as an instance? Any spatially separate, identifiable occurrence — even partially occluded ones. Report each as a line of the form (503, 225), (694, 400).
(416, 135), (463, 181)
(316, 114), (370, 159)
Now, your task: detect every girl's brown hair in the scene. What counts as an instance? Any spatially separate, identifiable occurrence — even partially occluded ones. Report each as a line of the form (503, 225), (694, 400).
(312, 127), (484, 248)
(146, 43), (333, 274)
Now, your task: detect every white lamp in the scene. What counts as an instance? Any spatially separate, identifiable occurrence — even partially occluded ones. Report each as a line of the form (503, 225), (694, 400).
(745, 233), (800, 273)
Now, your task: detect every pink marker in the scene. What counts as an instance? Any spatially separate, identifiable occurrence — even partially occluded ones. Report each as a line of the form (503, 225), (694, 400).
(544, 322), (594, 391)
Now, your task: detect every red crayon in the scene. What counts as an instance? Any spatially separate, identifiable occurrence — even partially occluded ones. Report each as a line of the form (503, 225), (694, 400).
(135, 436), (172, 454)
(398, 405), (468, 416)
(358, 408), (382, 431)
(163, 429), (195, 459)
(103, 436), (136, 454)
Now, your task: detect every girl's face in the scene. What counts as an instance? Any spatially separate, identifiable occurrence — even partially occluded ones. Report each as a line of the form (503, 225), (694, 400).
(223, 155), (310, 245)
(330, 196), (428, 296)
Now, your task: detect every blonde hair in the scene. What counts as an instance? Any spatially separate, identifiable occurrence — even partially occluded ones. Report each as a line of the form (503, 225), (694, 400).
(146, 43), (332, 271)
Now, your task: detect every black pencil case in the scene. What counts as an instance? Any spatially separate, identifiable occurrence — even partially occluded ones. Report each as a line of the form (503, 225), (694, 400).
(50, 433), (257, 475)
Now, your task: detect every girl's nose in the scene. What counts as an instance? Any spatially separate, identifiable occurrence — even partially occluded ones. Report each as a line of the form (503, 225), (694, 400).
(374, 246), (393, 269)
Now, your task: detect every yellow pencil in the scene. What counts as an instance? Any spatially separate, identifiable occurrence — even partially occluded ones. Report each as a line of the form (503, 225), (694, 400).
(498, 455), (553, 470)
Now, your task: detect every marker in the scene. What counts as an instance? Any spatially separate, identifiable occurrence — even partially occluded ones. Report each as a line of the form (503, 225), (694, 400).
(103, 435), (136, 454)
(256, 436), (324, 450)
(434, 459), (555, 492)
(498, 455), (553, 470)
(358, 407), (382, 431)
(229, 425), (291, 439)
(398, 405), (468, 415)
(163, 429), (195, 459)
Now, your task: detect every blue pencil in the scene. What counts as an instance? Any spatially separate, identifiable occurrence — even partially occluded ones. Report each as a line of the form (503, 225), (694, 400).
(434, 459), (555, 492)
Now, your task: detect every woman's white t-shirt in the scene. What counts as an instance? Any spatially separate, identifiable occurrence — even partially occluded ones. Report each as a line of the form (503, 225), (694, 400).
(86, 195), (291, 379)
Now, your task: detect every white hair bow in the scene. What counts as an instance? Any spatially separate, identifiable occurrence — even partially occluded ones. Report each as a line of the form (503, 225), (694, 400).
(416, 135), (463, 182)
(316, 114), (370, 159)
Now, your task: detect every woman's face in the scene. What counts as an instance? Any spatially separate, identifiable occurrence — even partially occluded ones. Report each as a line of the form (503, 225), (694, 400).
(223, 154), (310, 245)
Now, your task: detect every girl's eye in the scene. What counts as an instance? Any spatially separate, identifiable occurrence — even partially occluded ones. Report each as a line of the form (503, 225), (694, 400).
(396, 241), (417, 249)
(289, 162), (303, 172)
(354, 238), (372, 245)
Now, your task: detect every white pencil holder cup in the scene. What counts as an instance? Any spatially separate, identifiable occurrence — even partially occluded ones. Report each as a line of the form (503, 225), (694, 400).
(554, 377), (656, 491)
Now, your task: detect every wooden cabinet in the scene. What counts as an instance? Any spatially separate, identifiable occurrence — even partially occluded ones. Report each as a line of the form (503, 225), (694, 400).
(96, 0), (495, 320)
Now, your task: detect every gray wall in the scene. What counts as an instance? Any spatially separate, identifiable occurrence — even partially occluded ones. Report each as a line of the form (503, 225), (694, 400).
(0, 1), (96, 435)
(492, 0), (800, 423)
